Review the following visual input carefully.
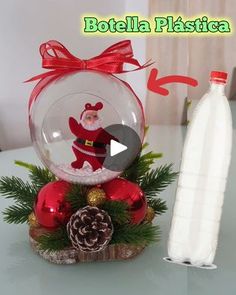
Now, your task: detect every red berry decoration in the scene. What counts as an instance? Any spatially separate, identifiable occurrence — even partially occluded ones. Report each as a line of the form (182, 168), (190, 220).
(34, 180), (72, 228)
(102, 178), (147, 224)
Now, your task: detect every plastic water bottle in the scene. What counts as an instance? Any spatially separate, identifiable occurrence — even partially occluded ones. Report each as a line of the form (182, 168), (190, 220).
(167, 71), (232, 268)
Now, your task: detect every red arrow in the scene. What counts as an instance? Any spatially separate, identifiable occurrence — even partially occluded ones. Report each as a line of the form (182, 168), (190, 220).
(147, 68), (198, 96)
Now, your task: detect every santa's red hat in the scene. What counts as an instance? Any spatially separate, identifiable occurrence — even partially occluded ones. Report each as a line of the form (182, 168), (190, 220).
(80, 102), (103, 120)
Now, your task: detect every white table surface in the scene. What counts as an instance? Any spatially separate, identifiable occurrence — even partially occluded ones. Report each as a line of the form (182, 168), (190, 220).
(0, 125), (235, 295)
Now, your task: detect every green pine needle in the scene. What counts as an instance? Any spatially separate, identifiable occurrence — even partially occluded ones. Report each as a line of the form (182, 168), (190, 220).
(111, 222), (160, 246)
(141, 164), (178, 197)
(144, 125), (149, 137)
(122, 150), (162, 183)
(3, 204), (32, 224)
(147, 197), (167, 215)
(102, 201), (130, 224)
(0, 176), (37, 206)
(14, 161), (35, 170)
(0, 176), (37, 224)
(15, 160), (56, 189)
(0, 161), (57, 225)
(142, 142), (149, 150)
(66, 184), (88, 211)
(37, 227), (71, 252)
(29, 166), (56, 189)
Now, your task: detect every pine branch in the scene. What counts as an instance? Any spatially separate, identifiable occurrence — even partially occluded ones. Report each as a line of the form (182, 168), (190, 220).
(37, 227), (71, 251)
(15, 160), (56, 189)
(66, 184), (87, 211)
(140, 164), (178, 197)
(29, 166), (56, 189)
(102, 201), (130, 224)
(0, 176), (37, 206)
(147, 197), (167, 215)
(111, 222), (160, 246)
(122, 149), (162, 183)
(3, 204), (32, 224)
(0, 162), (56, 225)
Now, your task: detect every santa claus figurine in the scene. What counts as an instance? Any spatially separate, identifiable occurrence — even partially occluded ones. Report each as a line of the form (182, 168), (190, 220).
(69, 102), (116, 171)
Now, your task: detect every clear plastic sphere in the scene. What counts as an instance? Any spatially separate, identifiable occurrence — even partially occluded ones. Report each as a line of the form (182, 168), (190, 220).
(29, 70), (145, 185)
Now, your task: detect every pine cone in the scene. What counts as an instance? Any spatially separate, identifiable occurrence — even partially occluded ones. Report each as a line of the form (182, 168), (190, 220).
(67, 206), (113, 252)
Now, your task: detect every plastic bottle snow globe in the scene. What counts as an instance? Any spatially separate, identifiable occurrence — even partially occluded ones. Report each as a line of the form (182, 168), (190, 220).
(29, 71), (145, 185)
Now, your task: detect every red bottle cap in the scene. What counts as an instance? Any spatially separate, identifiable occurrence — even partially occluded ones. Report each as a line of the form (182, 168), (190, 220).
(210, 71), (228, 84)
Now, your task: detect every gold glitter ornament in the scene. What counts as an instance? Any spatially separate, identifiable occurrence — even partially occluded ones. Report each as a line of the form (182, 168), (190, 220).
(86, 187), (106, 207)
(28, 212), (39, 227)
(145, 206), (155, 223)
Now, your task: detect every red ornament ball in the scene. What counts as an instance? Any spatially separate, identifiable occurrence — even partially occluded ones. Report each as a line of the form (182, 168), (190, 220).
(34, 180), (72, 228)
(102, 178), (147, 224)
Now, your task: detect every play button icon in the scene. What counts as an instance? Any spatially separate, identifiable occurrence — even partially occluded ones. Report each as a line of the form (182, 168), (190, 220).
(110, 140), (127, 157)
(96, 124), (142, 172)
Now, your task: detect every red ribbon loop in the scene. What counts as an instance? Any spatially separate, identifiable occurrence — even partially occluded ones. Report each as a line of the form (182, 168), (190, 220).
(26, 40), (152, 111)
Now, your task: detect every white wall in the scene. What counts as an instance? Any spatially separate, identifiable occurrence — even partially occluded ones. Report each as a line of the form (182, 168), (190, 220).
(0, 0), (148, 150)
(124, 0), (149, 110)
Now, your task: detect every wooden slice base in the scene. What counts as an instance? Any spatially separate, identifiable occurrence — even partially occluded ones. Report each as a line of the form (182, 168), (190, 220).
(29, 227), (145, 264)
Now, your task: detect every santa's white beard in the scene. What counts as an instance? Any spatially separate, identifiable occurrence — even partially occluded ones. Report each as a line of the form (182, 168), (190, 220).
(81, 119), (102, 131)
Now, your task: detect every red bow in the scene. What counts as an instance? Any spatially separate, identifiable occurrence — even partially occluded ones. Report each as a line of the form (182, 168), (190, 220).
(26, 40), (152, 111)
